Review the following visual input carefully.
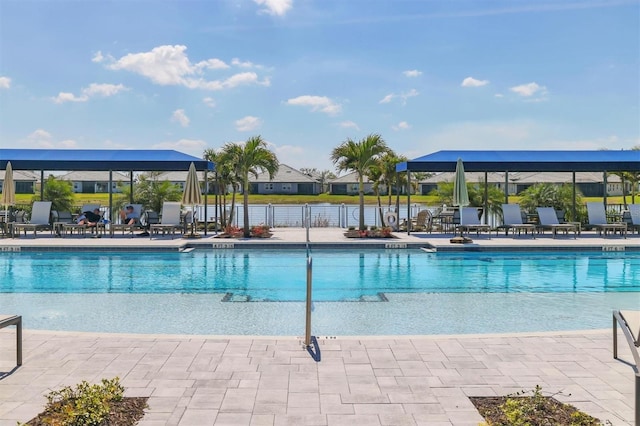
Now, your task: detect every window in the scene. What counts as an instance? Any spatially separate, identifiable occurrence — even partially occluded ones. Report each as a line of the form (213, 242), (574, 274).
(282, 183), (292, 191)
(264, 183), (274, 190)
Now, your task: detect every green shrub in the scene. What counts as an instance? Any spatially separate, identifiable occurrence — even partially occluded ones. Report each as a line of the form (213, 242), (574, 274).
(33, 377), (124, 426)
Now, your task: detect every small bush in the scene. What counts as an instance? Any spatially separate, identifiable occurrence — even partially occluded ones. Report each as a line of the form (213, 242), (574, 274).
(29, 377), (124, 426)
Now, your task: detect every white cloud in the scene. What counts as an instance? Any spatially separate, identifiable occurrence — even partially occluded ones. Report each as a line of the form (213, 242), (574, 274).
(231, 58), (259, 69)
(338, 120), (359, 130)
(461, 77), (489, 87)
(203, 97), (216, 108)
(92, 51), (104, 63)
(379, 94), (394, 104)
(171, 109), (190, 127)
(494, 93), (504, 98)
(392, 121), (411, 131)
(0, 76), (11, 89)
(253, 0), (292, 16)
(380, 89), (418, 105)
(107, 45), (268, 91)
(235, 116), (262, 132)
(152, 139), (208, 157)
(510, 82), (547, 97)
(286, 95), (341, 115)
(53, 83), (127, 103)
(403, 70), (422, 77)
(23, 129), (77, 149)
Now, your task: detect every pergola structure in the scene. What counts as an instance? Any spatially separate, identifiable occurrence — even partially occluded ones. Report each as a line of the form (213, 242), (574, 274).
(396, 150), (640, 233)
(0, 149), (216, 234)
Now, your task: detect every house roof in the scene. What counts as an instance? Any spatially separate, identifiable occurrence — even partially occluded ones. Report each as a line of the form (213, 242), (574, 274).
(329, 171), (374, 184)
(156, 170), (207, 182)
(0, 149), (214, 172)
(420, 171), (622, 185)
(397, 150), (640, 173)
(58, 171), (130, 181)
(252, 164), (317, 183)
(0, 170), (39, 181)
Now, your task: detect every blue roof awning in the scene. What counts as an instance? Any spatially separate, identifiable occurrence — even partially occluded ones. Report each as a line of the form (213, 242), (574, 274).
(396, 150), (640, 173)
(0, 149), (215, 172)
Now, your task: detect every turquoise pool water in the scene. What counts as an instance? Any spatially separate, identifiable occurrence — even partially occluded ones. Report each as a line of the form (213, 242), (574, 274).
(0, 249), (638, 335)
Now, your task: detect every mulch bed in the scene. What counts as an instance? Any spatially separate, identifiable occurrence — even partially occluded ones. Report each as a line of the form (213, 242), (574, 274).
(470, 395), (602, 425)
(25, 397), (148, 426)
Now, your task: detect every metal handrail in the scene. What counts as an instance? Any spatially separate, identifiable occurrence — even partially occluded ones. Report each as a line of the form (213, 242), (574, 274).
(613, 310), (639, 425)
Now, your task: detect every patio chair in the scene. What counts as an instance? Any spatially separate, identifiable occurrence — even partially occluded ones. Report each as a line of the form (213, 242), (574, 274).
(12, 201), (52, 238)
(411, 209), (432, 232)
(586, 202), (627, 238)
(110, 204), (144, 237)
(150, 202), (183, 239)
(456, 207), (491, 237)
(52, 210), (86, 237)
(497, 204), (536, 237)
(536, 207), (578, 239)
(626, 204), (640, 234)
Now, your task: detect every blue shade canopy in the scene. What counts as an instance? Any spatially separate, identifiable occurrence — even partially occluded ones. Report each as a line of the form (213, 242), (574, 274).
(0, 149), (215, 172)
(396, 150), (640, 172)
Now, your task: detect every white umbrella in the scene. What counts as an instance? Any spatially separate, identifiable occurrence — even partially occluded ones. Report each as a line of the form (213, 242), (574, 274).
(1, 161), (15, 225)
(182, 162), (202, 237)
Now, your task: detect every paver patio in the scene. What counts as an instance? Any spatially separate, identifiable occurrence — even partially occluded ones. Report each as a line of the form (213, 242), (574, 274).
(0, 228), (637, 425)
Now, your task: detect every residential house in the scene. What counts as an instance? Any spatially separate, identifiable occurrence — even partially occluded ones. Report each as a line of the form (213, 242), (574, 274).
(59, 171), (130, 193)
(250, 164), (320, 195)
(329, 172), (379, 195)
(0, 170), (38, 194)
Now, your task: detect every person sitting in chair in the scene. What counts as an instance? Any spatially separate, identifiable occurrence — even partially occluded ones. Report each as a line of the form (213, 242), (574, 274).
(77, 208), (101, 226)
(120, 205), (140, 225)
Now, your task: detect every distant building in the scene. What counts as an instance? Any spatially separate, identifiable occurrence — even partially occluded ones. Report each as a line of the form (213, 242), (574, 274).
(0, 170), (38, 194)
(155, 171), (208, 193)
(250, 164), (320, 195)
(419, 171), (629, 197)
(329, 172), (378, 195)
(59, 171), (130, 193)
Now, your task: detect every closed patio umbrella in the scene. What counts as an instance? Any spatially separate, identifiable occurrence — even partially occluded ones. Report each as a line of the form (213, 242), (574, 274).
(1, 161), (15, 225)
(451, 158), (472, 243)
(182, 162), (202, 238)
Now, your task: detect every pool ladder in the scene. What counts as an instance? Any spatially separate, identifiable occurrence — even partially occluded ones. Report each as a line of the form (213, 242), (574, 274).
(304, 239), (320, 361)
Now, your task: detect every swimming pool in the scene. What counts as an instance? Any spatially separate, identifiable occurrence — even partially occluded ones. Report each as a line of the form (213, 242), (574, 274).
(1, 249), (638, 335)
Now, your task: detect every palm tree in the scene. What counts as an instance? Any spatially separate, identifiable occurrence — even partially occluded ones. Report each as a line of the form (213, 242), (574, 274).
(203, 148), (235, 228)
(331, 134), (389, 230)
(222, 136), (279, 237)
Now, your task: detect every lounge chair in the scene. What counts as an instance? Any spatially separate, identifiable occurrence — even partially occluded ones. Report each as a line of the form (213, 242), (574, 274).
(627, 204), (640, 234)
(613, 310), (640, 370)
(110, 204), (144, 237)
(456, 207), (491, 237)
(536, 207), (578, 239)
(53, 211), (86, 237)
(12, 201), (52, 238)
(586, 202), (627, 238)
(497, 204), (536, 237)
(150, 202), (183, 239)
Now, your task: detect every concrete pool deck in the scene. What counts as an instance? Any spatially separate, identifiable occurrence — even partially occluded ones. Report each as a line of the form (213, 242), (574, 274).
(0, 228), (638, 425)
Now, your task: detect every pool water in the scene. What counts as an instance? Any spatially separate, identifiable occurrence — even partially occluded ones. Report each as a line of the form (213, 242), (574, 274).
(0, 249), (638, 335)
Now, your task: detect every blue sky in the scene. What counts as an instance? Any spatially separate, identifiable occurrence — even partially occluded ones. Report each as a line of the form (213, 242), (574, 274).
(0, 0), (638, 172)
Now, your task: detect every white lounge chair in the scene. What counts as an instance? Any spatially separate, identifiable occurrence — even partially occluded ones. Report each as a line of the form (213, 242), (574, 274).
(110, 204), (144, 237)
(586, 202), (626, 238)
(498, 204), (536, 237)
(12, 201), (52, 238)
(627, 204), (640, 234)
(456, 207), (491, 237)
(536, 207), (578, 239)
(150, 202), (183, 239)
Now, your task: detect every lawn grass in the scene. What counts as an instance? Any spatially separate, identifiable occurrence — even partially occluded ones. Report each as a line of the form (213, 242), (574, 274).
(14, 193), (628, 206)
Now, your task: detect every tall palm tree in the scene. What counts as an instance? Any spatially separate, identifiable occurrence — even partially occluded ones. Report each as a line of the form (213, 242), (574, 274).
(203, 148), (232, 228)
(331, 134), (389, 230)
(223, 136), (279, 237)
